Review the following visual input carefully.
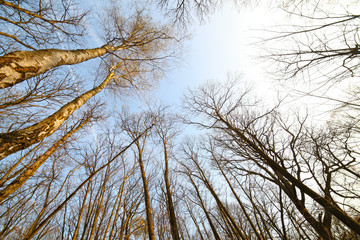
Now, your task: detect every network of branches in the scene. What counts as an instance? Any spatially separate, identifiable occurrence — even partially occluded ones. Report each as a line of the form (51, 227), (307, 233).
(0, 0), (359, 239)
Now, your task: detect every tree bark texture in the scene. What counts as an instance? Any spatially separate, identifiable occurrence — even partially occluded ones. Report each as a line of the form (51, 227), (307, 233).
(136, 144), (156, 240)
(0, 45), (117, 88)
(0, 116), (90, 204)
(0, 71), (114, 160)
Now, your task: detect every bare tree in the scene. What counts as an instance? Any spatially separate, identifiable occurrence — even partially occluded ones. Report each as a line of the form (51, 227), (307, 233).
(0, 0), (86, 53)
(0, 5), (175, 165)
(119, 109), (158, 240)
(263, 1), (360, 84)
(155, 111), (181, 240)
(154, 0), (253, 26)
(183, 79), (360, 238)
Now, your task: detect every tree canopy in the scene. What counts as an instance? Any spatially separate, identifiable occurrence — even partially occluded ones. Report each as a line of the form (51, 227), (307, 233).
(1, 0), (360, 239)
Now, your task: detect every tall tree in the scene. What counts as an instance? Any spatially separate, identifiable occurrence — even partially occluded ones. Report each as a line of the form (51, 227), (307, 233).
(120, 109), (157, 240)
(156, 112), (181, 240)
(183, 79), (360, 238)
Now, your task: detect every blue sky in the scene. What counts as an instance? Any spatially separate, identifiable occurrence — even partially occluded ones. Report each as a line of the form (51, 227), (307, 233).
(75, 0), (359, 125)
(152, 3), (284, 107)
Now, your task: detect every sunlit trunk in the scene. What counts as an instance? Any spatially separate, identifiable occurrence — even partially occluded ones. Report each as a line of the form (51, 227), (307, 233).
(23, 126), (151, 240)
(0, 71), (114, 160)
(72, 182), (91, 240)
(136, 143), (156, 240)
(0, 45), (118, 89)
(162, 139), (181, 240)
(89, 174), (108, 240)
(0, 116), (90, 204)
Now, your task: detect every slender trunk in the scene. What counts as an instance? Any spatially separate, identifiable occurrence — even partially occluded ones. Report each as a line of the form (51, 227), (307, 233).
(188, 175), (221, 240)
(213, 155), (264, 239)
(0, 45), (119, 88)
(0, 144), (39, 187)
(104, 165), (135, 240)
(136, 144), (156, 240)
(0, 70), (114, 160)
(190, 156), (246, 240)
(24, 177), (54, 238)
(162, 140), (181, 240)
(323, 168), (333, 235)
(0, 116), (90, 204)
(89, 175), (107, 240)
(232, 173), (274, 240)
(185, 200), (205, 240)
(217, 113), (360, 236)
(279, 187), (289, 240)
(72, 182), (91, 240)
(22, 128), (151, 240)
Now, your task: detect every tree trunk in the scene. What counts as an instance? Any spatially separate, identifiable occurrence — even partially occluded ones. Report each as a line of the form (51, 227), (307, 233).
(136, 144), (156, 240)
(217, 113), (360, 236)
(0, 70), (114, 160)
(0, 116), (90, 204)
(213, 155), (264, 239)
(162, 140), (181, 240)
(0, 45), (119, 89)
(72, 182), (91, 240)
(22, 131), (148, 240)
(188, 174), (221, 240)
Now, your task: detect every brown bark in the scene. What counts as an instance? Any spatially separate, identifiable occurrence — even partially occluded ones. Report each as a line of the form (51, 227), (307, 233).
(190, 155), (246, 240)
(0, 70), (114, 160)
(323, 168), (333, 234)
(72, 182), (91, 240)
(215, 113), (360, 236)
(136, 142), (156, 240)
(187, 174), (221, 240)
(89, 172), (108, 240)
(104, 165), (135, 239)
(213, 154), (264, 239)
(0, 116), (90, 204)
(162, 139), (181, 240)
(185, 200), (206, 240)
(22, 124), (153, 240)
(0, 45), (119, 89)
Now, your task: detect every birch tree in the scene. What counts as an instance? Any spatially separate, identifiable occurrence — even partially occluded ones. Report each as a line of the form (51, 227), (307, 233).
(0, 6), (174, 159)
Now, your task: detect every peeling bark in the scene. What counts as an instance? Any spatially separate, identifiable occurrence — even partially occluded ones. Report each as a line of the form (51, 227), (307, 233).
(0, 116), (90, 204)
(0, 45), (119, 89)
(22, 127), (152, 240)
(0, 71), (114, 160)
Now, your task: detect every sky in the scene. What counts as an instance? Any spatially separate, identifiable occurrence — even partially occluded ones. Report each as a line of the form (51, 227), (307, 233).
(79, 0), (350, 125)
(153, 3), (283, 106)
(80, 0), (290, 107)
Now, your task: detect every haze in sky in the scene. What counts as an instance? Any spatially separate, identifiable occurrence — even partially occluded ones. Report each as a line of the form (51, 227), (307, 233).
(154, 3), (284, 105)
(81, 0), (341, 123)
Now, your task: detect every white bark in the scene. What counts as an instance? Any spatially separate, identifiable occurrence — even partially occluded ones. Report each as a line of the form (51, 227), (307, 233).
(0, 117), (90, 204)
(0, 71), (114, 160)
(0, 45), (118, 88)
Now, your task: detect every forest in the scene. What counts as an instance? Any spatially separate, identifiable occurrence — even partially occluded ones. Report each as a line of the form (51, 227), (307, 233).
(1, 0), (360, 239)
